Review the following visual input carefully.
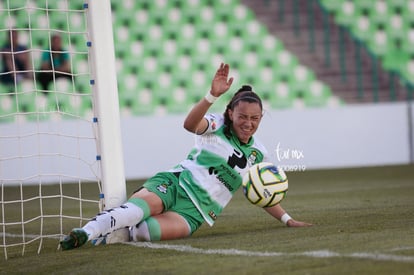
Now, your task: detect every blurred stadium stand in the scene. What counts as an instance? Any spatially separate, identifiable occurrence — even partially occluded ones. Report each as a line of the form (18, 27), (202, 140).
(111, 0), (343, 115)
(1, 0), (414, 122)
(242, 0), (413, 103)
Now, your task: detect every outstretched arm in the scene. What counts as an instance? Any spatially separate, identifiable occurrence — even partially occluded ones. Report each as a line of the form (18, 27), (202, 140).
(264, 204), (312, 227)
(183, 63), (233, 134)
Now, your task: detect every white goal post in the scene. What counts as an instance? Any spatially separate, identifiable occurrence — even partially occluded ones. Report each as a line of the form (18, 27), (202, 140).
(0, 0), (126, 259)
(87, 0), (127, 210)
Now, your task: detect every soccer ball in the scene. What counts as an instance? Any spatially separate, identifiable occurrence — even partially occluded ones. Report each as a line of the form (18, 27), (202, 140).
(242, 162), (288, 208)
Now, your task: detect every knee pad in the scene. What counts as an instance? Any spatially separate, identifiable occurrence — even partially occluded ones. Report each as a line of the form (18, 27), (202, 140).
(131, 217), (161, 241)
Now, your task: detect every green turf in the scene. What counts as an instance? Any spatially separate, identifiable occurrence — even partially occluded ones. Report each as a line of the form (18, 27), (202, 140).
(1, 165), (414, 274)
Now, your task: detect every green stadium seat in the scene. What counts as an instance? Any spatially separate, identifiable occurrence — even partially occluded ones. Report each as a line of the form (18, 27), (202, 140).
(367, 0), (391, 26)
(127, 40), (145, 62)
(388, 0), (407, 10)
(289, 64), (316, 95)
(248, 23), (269, 50)
(67, 93), (92, 119)
(260, 34), (284, 53)
(233, 3), (254, 22)
(187, 69), (210, 99)
(334, 0), (357, 27)
(303, 80), (333, 107)
(33, 92), (52, 121)
(401, 27), (414, 55)
(322, 0), (414, 87)
(350, 10), (373, 41)
(400, 58), (414, 84)
(211, 0), (238, 21)
(163, 8), (186, 39)
(118, 78), (138, 102)
(6, 0), (26, 9)
(366, 27), (391, 57)
(128, 87), (162, 116)
(49, 11), (69, 32)
(15, 90), (39, 121)
(0, 0), (346, 124)
(258, 66), (275, 86)
(15, 9), (30, 28)
(0, 84), (16, 122)
(199, 5), (217, 27)
(385, 13), (406, 41)
(53, 78), (72, 93)
(174, 30), (196, 58)
(0, 92), (17, 123)
(354, 0), (375, 11)
(74, 74), (91, 94)
(165, 86), (193, 114)
(68, 12), (86, 33)
(274, 50), (299, 79)
(268, 81), (295, 109)
(319, 0), (344, 13)
(382, 47), (409, 72)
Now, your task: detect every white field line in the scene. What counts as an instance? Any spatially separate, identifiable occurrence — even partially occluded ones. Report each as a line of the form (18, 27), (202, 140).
(3, 233), (414, 263)
(125, 242), (414, 263)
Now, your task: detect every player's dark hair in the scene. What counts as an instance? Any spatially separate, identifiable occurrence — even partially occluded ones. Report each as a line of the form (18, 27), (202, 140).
(223, 85), (263, 138)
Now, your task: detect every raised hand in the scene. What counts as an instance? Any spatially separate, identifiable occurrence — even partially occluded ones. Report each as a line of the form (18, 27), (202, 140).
(210, 63), (234, 97)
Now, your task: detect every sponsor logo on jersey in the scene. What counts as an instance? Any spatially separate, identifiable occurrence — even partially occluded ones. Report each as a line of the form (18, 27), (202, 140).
(209, 116), (217, 130)
(208, 164), (237, 192)
(156, 183), (168, 194)
(247, 151), (257, 166)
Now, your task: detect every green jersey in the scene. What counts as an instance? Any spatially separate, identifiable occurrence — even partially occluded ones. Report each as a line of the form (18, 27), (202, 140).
(173, 113), (270, 226)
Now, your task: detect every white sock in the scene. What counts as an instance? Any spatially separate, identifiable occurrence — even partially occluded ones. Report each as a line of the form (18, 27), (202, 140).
(130, 221), (151, 242)
(83, 202), (145, 240)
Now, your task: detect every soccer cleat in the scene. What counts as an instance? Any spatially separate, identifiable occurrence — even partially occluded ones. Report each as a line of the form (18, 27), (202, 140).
(91, 235), (107, 246)
(60, 228), (88, 250)
(91, 228), (130, 246)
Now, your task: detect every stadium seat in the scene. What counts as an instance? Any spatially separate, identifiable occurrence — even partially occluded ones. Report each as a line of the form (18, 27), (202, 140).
(268, 81), (295, 109)
(163, 8), (187, 40)
(401, 27), (414, 55)
(5, 0), (26, 9)
(400, 58), (414, 84)
(385, 13), (406, 41)
(303, 80), (333, 107)
(387, 0), (407, 10)
(350, 9), (372, 41)
(368, 0), (391, 26)
(292, 64), (316, 91)
(15, 90), (39, 121)
(366, 26), (391, 57)
(318, 0), (345, 13)
(129, 87), (162, 116)
(321, 0), (414, 87)
(334, 0), (357, 27)
(0, 88), (17, 123)
(0, 0), (343, 125)
(164, 86), (193, 114)
(382, 46), (409, 72)
(274, 50), (299, 79)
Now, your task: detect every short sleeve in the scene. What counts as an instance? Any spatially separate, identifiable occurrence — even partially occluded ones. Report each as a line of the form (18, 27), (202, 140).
(201, 113), (224, 135)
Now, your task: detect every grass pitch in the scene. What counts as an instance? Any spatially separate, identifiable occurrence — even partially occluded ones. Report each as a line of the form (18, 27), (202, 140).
(1, 164), (414, 274)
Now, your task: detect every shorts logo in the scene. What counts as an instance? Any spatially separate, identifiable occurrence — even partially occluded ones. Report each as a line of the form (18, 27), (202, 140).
(209, 210), (217, 221)
(156, 183), (168, 194)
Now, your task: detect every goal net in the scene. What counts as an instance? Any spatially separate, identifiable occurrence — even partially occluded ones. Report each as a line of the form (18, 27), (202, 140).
(0, 0), (125, 259)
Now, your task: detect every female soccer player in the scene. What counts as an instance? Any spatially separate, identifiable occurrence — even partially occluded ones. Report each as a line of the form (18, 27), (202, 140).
(60, 63), (311, 250)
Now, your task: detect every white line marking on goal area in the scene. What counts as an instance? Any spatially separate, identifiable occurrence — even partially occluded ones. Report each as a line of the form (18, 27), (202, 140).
(4, 233), (414, 263)
(125, 242), (414, 263)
